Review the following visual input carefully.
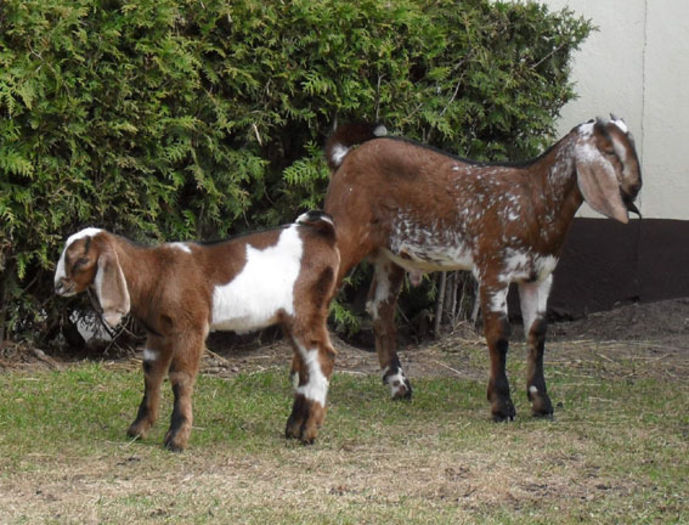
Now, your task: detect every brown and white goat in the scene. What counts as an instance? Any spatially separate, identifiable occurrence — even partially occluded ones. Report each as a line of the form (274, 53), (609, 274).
(54, 211), (339, 450)
(324, 117), (641, 421)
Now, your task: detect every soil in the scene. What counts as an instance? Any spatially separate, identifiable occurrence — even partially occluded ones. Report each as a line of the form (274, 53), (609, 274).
(2, 297), (688, 380)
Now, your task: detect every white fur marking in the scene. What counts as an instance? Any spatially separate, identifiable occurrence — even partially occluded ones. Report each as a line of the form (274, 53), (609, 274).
(366, 262), (391, 321)
(611, 118), (629, 134)
(529, 385), (539, 395)
(296, 345), (328, 406)
(489, 288), (508, 315)
(210, 225), (302, 332)
(373, 124), (388, 137)
(330, 144), (349, 167)
(296, 212), (333, 227)
(143, 348), (158, 362)
(167, 242), (192, 254)
(382, 366), (408, 398)
(54, 227), (104, 286)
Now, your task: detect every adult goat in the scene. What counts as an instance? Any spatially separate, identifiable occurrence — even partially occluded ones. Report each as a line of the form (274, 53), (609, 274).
(323, 117), (641, 420)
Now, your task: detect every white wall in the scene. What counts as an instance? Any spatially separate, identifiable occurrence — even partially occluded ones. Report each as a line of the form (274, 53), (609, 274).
(542, 0), (689, 220)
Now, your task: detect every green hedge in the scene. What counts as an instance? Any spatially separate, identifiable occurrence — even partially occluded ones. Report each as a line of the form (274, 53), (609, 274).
(0, 0), (591, 343)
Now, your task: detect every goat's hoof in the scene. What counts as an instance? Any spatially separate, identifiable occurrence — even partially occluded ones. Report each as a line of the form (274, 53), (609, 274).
(386, 375), (413, 400)
(163, 431), (187, 452)
(528, 387), (553, 417)
(127, 421), (150, 440)
(163, 438), (186, 453)
(285, 395), (323, 444)
(491, 400), (516, 422)
(285, 417), (319, 444)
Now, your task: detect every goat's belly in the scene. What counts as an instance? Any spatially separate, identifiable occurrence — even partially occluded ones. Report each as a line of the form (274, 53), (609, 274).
(382, 246), (475, 273)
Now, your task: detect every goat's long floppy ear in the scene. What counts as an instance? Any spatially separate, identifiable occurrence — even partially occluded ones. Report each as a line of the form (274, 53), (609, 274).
(94, 247), (130, 327)
(575, 148), (629, 224)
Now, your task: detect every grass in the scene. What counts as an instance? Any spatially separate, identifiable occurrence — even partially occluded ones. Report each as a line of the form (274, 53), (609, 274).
(0, 345), (688, 524)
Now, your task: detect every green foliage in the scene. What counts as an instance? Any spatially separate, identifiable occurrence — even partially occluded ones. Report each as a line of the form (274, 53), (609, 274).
(0, 0), (591, 343)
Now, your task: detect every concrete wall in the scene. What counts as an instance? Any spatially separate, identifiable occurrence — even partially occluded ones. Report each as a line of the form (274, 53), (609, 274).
(543, 0), (689, 220)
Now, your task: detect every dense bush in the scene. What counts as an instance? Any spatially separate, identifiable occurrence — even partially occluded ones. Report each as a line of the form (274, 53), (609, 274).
(0, 0), (591, 344)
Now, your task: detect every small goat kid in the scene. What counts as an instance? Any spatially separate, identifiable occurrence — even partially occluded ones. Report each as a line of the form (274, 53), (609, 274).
(54, 212), (339, 450)
(324, 117), (641, 421)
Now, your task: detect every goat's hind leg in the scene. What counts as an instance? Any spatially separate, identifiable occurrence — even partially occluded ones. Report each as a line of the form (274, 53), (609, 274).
(368, 258), (412, 399)
(127, 337), (173, 441)
(285, 334), (335, 444)
(518, 278), (554, 418)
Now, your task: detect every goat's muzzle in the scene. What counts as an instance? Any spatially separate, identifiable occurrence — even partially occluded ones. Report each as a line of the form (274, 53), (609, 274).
(54, 279), (76, 297)
(621, 187), (642, 219)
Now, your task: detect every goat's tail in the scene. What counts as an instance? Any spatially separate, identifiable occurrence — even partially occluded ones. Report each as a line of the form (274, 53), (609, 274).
(325, 122), (387, 170)
(296, 210), (336, 241)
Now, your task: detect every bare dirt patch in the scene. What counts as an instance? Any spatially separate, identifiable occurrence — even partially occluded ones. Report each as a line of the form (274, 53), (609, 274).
(3, 298), (688, 380)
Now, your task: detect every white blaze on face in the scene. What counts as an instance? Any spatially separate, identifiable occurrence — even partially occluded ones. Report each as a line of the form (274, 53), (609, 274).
(54, 227), (103, 290)
(210, 225), (303, 332)
(294, 344), (329, 407)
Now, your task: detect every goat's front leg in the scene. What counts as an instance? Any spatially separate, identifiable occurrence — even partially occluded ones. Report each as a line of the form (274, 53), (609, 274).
(367, 258), (412, 399)
(481, 283), (515, 421)
(519, 277), (554, 417)
(285, 335), (335, 444)
(163, 332), (205, 452)
(127, 336), (174, 440)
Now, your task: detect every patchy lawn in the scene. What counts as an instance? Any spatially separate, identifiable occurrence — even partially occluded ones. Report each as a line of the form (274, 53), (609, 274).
(1, 299), (688, 523)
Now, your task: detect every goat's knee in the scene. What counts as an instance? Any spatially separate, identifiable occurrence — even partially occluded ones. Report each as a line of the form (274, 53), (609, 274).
(128, 346), (171, 440)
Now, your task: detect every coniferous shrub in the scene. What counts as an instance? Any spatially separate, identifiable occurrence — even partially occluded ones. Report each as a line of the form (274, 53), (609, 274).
(0, 0), (591, 344)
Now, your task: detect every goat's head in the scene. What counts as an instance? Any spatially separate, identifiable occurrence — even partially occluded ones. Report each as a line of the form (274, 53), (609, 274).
(54, 228), (130, 327)
(574, 116), (642, 224)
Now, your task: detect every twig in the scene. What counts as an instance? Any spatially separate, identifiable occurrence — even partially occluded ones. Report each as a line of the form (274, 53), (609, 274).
(432, 359), (468, 378)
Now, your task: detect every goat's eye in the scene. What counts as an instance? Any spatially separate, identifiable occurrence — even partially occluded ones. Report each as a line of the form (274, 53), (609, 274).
(73, 257), (89, 270)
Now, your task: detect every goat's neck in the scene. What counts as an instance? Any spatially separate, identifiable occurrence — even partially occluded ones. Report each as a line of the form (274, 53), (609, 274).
(110, 237), (159, 318)
(531, 132), (585, 246)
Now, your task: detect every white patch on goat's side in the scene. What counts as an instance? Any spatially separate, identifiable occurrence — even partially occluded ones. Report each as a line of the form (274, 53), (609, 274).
(295, 344), (329, 407)
(330, 144), (349, 167)
(54, 227), (104, 286)
(167, 242), (192, 254)
(210, 225), (302, 332)
(142, 348), (158, 362)
(529, 385), (539, 395)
